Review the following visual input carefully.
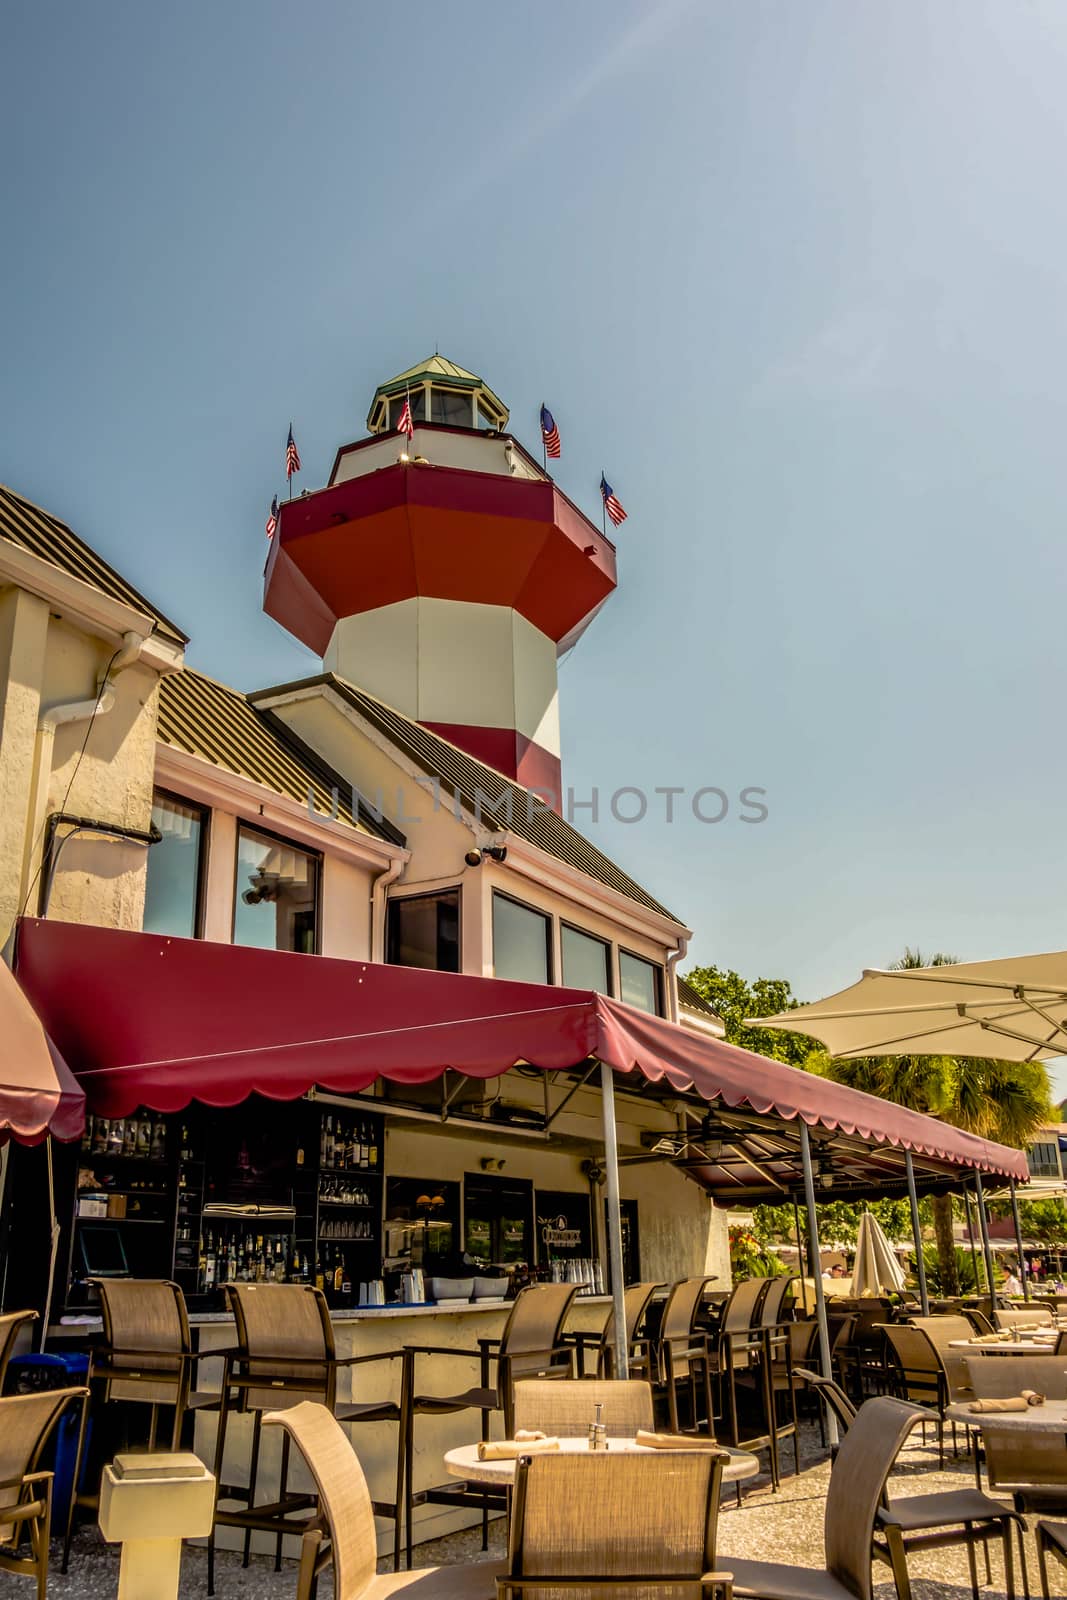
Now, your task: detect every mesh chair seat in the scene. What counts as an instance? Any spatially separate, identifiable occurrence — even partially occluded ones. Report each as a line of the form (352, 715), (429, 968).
(364, 1566), (498, 1599)
(409, 1384), (499, 1415)
(726, 1557), (858, 1600)
(878, 1489), (1021, 1533)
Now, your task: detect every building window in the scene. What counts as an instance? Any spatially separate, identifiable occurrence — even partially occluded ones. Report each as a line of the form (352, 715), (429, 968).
(493, 893), (551, 985)
(561, 925), (611, 994)
(142, 791), (205, 939)
(619, 950), (663, 1015)
(430, 389), (472, 426)
(386, 890), (460, 973)
(233, 825), (318, 953)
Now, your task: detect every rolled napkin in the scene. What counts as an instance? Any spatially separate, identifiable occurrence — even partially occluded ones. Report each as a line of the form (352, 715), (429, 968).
(968, 1391), (1046, 1413)
(477, 1435), (560, 1460)
(635, 1430), (722, 1450)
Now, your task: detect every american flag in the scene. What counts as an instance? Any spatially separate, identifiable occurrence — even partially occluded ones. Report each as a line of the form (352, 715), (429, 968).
(286, 426), (301, 479)
(600, 475), (627, 527)
(396, 395), (414, 440)
(265, 496), (279, 540)
(540, 404), (561, 459)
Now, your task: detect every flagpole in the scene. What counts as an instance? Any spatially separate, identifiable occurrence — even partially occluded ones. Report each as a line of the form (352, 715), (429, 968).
(601, 471), (607, 537)
(288, 423), (293, 501)
(541, 405), (546, 471)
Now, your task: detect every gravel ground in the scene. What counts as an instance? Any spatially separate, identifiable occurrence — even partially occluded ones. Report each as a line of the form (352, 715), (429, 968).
(39, 1420), (1039, 1600)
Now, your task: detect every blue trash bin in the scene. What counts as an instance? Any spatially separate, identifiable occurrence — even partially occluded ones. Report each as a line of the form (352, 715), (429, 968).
(7, 1351), (90, 1528)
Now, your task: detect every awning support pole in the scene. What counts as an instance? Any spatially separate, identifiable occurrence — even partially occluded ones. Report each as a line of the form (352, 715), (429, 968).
(799, 1122), (837, 1447)
(1010, 1178), (1030, 1301)
(974, 1171), (997, 1304)
(599, 1061), (629, 1379)
(904, 1151), (929, 1315)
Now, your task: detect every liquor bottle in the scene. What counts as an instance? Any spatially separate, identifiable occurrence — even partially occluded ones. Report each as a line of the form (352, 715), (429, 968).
(204, 1233), (217, 1290)
(324, 1116), (335, 1168)
(358, 1121), (368, 1170)
(198, 1234), (206, 1290)
(368, 1124), (378, 1171)
(150, 1119), (165, 1161)
(92, 1117), (108, 1156)
(274, 1238), (285, 1282)
(136, 1117), (151, 1157)
(108, 1118), (125, 1155)
(315, 1251), (325, 1294)
(181, 1124), (191, 1161)
(332, 1249), (344, 1295)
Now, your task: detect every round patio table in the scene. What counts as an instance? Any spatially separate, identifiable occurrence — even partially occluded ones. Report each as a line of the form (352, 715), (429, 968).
(946, 1400), (1067, 1434)
(444, 1436), (761, 1486)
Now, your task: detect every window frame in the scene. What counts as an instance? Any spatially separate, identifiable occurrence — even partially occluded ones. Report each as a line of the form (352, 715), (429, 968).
(231, 819), (322, 955)
(144, 787), (209, 941)
(385, 886), (462, 973)
(559, 921), (613, 996)
(491, 890), (554, 986)
(617, 947), (665, 1017)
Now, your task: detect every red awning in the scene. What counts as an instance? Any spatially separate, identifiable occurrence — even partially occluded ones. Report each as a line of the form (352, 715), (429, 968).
(0, 956), (84, 1145)
(13, 918), (1028, 1182)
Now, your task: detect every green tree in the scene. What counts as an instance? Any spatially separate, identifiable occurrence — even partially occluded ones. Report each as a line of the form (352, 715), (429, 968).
(815, 950), (1052, 1294)
(682, 967), (819, 1066)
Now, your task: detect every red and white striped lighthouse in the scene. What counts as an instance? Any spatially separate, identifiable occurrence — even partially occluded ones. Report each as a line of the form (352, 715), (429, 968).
(263, 357), (617, 804)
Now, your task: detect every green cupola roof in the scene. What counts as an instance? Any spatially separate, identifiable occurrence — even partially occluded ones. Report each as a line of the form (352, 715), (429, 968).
(366, 355), (509, 433)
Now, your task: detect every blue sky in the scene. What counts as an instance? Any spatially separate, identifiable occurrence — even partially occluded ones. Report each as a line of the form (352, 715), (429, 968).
(5, 2), (1067, 1087)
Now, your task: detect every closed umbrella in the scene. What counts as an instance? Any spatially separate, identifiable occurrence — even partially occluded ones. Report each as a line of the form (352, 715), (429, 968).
(754, 951), (1067, 1062)
(850, 1209), (906, 1297)
(0, 958), (85, 1348)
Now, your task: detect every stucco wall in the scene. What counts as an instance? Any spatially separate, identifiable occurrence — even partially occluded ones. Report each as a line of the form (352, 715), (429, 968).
(0, 587), (48, 946)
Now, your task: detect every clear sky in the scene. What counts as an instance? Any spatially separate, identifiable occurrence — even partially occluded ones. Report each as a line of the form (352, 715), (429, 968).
(5, 2), (1067, 1087)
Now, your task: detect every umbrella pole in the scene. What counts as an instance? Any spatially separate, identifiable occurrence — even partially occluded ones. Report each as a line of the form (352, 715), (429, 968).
(799, 1122), (837, 1447)
(974, 1172), (997, 1305)
(1009, 1178), (1029, 1301)
(598, 1061), (629, 1379)
(904, 1152), (929, 1315)
(41, 1136), (59, 1353)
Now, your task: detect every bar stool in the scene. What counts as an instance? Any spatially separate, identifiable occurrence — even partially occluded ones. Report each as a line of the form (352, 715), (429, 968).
(208, 1282), (405, 1592)
(62, 1278), (216, 1572)
(402, 1282), (576, 1564)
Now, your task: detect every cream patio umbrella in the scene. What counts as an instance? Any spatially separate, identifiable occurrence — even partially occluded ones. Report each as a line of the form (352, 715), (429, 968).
(754, 951), (1067, 1063)
(850, 1208), (906, 1297)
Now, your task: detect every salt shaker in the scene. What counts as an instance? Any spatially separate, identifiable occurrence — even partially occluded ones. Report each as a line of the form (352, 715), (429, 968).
(588, 1401), (607, 1450)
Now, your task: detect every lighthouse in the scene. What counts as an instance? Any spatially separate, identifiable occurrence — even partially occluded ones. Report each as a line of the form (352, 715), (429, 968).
(263, 357), (617, 804)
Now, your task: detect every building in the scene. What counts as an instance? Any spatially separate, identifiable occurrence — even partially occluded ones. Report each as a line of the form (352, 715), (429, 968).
(0, 355), (731, 1321)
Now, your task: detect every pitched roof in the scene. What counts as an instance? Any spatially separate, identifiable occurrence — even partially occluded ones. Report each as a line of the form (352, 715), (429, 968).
(0, 483), (188, 646)
(249, 673), (681, 923)
(677, 975), (723, 1019)
(157, 669), (404, 845)
(384, 355), (482, 388)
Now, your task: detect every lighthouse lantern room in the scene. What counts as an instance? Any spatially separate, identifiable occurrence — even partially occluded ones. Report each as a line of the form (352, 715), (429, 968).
(264, 357), (618, 801)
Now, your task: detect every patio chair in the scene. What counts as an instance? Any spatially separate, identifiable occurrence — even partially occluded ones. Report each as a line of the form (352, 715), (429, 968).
(0, 1312), (37, 1395)
(965, 1356), (1067, 1402)
(513, 1378), (655, 1437)
(261, 1402), (498, 1600)
(402, 1283), (576, 1564)
(209, 1282), (406, 1591)
(0, 1386), (87, 1600)
(965, 1354), (1067, 1523)
(500, 1444), (732, 1600)
(878, 1323), (947, 1464)
(794, 1370), (1029, 1600)
(652, 1277), (719, 1437)
(1036, 1522), (1067, 1599)
(63, 1278), (218, 1571)
(566, 1282), (660, 1379)
(996, 1307), (1055, 1331)
(964, 1310), (996, 1335)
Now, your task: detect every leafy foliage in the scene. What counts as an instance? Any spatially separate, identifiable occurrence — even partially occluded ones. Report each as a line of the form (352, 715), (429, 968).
(681, 966), (820, 1066)
(922, 1243), (995, 1294)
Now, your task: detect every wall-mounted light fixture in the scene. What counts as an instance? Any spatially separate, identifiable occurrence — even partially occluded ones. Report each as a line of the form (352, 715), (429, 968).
(464, 845), (508, 868)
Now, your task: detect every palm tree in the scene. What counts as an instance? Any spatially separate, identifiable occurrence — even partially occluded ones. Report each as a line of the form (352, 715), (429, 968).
(816, 950), (1052, 1294)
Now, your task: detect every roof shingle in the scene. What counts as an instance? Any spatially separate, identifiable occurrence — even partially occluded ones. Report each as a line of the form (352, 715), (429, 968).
(250, 673), (681, 923)
(0, 483), (187, 645)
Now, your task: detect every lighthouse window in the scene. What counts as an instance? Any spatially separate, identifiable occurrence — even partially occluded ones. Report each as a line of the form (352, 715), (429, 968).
(561, 925), (611, 994)
(619, 951), (663, 1016)
(391, 391), (425, 426)
(492, 893), (552, 985)
(430, 389), (472, 427)
(233, 824), (319, 954)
